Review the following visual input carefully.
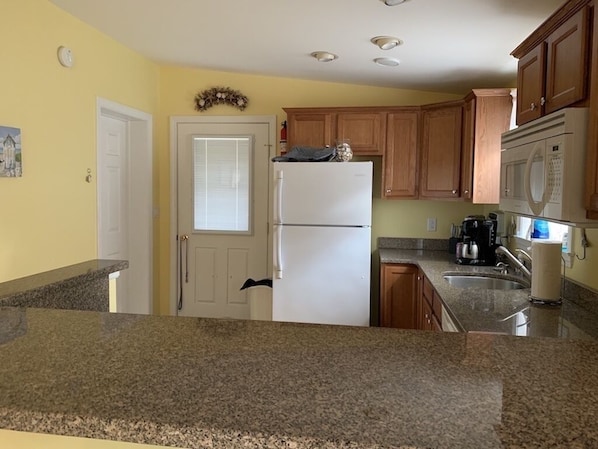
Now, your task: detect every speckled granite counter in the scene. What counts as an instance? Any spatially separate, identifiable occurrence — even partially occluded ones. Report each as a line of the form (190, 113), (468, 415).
(0, 259), (128, 312)
(1, 307), (598, 448)
(379, 240), (598, 340)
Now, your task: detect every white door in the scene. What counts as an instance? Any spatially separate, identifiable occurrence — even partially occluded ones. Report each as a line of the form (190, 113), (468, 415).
(176, 120), (272, 318)
(97, 99), (153, 315)
(98, 115), (129, 311)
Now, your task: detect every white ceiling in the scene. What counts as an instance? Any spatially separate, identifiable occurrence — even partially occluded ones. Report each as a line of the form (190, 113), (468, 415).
(49, 0), (564, 95)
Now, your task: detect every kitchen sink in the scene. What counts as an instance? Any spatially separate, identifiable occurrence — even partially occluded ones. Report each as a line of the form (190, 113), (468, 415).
(443, 273), (528, 290)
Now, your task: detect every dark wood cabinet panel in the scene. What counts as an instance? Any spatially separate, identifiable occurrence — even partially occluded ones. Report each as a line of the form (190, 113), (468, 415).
(420, 103), (463, 199)
(514, 5), (590, 125)
(420, 274), (442, 332)
(516, 44), (546, 125)
(383, 111), (419, 198)
(336, 112), (386, 155)
(284, 108), (386, 155)
(380, 264), (419, 329)
(462, 89), (513, 204)
(545, 6), (590, 114)
(285, 111), (335, 149)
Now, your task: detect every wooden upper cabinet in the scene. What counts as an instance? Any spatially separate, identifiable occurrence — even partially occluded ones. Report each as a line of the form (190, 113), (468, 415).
(462, 89), (513, 204)
(284, 110), (335, 149)
(336, 112), (386, 155)
(587, 0), (598, 218)
(283, 108), (386, 155)
(383, 110), (419, 198)
(420, 102), (463, 199)
(516, 44), (546, 125)
(545, 6), (590, 113)
(513, 4), (591, 125)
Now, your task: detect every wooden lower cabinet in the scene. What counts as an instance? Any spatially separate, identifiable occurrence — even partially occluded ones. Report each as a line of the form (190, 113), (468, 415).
(380, 264), (443, 331)
(419, 272), (442, 331)
(380, 264), (419, 329)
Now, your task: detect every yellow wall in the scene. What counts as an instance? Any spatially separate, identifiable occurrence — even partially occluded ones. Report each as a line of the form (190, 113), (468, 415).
(568, 228), (598, 286)
(0, 0), (158, 280)
(0, 429), (172, 449)
(4, 1), (598, 315)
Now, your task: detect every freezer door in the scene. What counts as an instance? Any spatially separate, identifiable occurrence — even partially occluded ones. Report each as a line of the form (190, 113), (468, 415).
(273, 162), (372, 226)
(272, 225), (371, 326)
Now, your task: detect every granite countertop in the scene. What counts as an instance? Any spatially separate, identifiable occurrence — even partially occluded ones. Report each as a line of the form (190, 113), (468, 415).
(0, 259), (128, 300)
(2, 307), (598, 448)
(0, 259), (127, 311)
(379, 246), (598, 340)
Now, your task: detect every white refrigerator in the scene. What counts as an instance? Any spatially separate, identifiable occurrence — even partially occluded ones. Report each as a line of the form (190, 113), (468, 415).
(272, 162), (373, 326)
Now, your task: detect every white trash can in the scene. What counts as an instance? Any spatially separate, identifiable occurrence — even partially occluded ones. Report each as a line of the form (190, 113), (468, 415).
(247, 285), (272, 321)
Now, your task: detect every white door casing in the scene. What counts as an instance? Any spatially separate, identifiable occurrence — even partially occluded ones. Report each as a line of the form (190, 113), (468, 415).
(97, 98), (153, 314)
(170, 116), (275, 317)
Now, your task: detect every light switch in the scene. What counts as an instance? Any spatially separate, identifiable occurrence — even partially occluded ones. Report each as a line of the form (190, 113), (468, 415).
(427, 217), (437, 232)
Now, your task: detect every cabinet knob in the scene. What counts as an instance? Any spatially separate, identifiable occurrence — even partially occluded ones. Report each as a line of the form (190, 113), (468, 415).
(540, 97), (546, 106)
(464, 189), (469, 195)
(386, 189), (391, 193)
(530, 102), (536, 111)
(452, 189), (458, 195)
(504, 188), (510, 195)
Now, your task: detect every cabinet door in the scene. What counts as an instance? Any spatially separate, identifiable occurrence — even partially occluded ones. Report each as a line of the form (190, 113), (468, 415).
(545, 7), (590, 114)
(460, 98), (475, 201)
(465, 90), (513, 204)
(420, 296), (434, 331)
(336, 112), (386, 155)
(383, 111), (419, 198)
(380, 264), (419, 329)
(516, 44), (546, 125)
(286, 112), (335, 149)
(420, 104), (463, 199)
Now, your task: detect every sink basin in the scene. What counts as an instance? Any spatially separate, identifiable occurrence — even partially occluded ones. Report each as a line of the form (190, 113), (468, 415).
(443, 274), (527, 290)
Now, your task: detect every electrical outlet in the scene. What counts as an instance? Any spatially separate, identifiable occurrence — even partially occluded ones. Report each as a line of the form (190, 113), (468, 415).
(427, 217), (437, 232)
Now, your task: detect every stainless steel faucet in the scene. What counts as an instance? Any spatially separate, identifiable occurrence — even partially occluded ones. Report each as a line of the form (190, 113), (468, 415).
(495, 246), (532, 280)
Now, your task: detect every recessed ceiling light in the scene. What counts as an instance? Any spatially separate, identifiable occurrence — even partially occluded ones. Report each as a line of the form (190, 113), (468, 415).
(380, 0), (406, 5)
(374, 57), (400, 67)
(311, 51), (338, 62)
(371, 36), (403, 50)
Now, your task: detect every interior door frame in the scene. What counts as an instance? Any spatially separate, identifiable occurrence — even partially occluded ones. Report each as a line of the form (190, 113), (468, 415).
(97, 97), (153, 314)
(169, 115), (276, 316)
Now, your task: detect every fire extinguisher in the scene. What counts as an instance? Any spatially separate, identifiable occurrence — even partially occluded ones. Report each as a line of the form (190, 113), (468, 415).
(280, 120), (287, 153)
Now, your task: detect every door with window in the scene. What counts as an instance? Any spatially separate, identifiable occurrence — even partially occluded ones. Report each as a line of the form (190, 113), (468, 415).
(176, 120), (272, 318)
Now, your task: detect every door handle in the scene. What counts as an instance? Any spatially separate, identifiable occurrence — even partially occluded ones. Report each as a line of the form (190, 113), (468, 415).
(178, 234), (189, 311)
(274, 170), (283, 224)
(273, 226), (283, 279)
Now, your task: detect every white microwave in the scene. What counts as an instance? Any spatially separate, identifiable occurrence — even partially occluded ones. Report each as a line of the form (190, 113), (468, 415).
(500, 108), (597, 225)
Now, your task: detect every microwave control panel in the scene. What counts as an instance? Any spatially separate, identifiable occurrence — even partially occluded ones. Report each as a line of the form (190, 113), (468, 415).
(547, 142), (563, 203)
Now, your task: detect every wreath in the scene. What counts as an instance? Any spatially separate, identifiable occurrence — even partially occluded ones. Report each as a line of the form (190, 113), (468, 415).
(194, 87), (249, 111)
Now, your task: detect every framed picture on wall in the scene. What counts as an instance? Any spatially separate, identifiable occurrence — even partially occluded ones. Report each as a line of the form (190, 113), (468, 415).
(0, 125), (22, 177)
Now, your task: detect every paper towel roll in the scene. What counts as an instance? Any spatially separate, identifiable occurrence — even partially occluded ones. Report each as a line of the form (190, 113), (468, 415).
(531, 240), (562, 302)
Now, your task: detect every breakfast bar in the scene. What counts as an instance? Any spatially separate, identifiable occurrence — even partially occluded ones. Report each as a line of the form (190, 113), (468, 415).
(1, 305), (598, 449)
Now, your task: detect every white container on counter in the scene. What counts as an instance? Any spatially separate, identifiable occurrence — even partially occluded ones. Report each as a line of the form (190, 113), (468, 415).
(530, 240), (562, 303)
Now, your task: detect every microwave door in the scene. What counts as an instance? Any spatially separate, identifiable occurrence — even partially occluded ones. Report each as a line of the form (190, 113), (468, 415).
(500, 145), (533, 216)
(524, 140), (548, 216)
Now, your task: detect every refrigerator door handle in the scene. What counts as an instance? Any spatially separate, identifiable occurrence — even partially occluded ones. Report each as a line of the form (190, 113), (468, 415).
(274, 169), (283, 224)
(274, 225), (283, 279)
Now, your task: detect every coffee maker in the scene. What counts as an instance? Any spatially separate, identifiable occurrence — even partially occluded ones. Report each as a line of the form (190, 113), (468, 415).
(456, 215), (498, 265)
